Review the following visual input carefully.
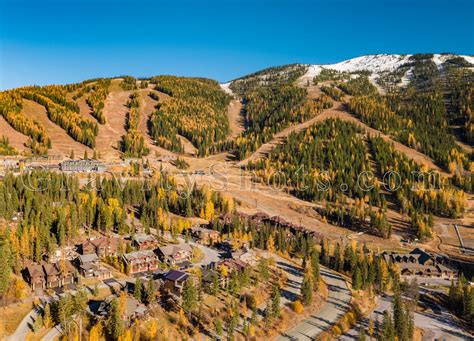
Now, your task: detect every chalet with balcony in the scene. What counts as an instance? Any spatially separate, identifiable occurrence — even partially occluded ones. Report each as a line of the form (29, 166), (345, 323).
(191, 227), (220, 245)
(122, 250), (159, 274)
(132, 233), (157, 251)
(156, 244), (193, 265)
(24, 264), (46, 290)
(383, 248), (456, 279)
(163, 270), (190, 295)
(80, 237), (119, 258)
(43, 261), (75, 288)
(76, 253), (112, 279)
(97, 295), (148, 323)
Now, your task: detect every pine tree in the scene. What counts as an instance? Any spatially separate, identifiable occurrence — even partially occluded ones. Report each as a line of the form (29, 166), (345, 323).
(311, 251), (321, 288)
(211, 271), (219, 295)
(271, 284), (281, 318)
(301, 272), (313, 306)
(134, 278), (142, 302)
(357, 325), (367, 341)
(352, 265), (363, 290)
(0, 239), (12, 300)
(106, 298), (123, 339)
(215, 317), (223, 335)
(43, 303), (52, 328)
(145, 280), (156, 305)
(263, 298), (273, 329)
(182, 278), (198, 316)
(380, 310), (395, 341)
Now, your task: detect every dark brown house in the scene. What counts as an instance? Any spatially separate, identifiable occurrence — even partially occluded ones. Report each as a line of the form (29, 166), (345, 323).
(43, 261), (75, 288)
(24, 264), (46, 290)
(81, 237), (119, 258)
(163, 270), (190, 295)
(383, 248), (456, 279)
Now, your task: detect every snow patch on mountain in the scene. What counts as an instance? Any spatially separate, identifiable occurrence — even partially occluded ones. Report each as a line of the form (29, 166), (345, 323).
(299, 54), (414, 86)
(323, 54), (412, 74)
(462, 55), (474, 65)
(220, 82), (233, 96)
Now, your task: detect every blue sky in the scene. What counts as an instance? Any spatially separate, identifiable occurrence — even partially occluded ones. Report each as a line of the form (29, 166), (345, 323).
(0, 0), (473, 89)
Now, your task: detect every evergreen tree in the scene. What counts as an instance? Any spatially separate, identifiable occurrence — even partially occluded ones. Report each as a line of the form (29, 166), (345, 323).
(182, 278), (198, 316)
(352, 266), (363, 290)
(106, 298), (123, 340)
(271, 284), (281, 318)
(311, 251), (321, 288)
(134, 278), (142, 302)
(380, 311), (395, 341)
(301, 272), (313, 306)
(145, 280), (156, 305)
(0, 239), (12, 300)
(357, 325), (367, 341)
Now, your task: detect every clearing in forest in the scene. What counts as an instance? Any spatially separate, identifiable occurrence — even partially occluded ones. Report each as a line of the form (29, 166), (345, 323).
(0, 115), (30, 152)
(22, 99), (91, 157)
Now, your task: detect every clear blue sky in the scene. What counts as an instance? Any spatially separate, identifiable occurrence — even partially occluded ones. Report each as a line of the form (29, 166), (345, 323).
(0, 0), (473, 89)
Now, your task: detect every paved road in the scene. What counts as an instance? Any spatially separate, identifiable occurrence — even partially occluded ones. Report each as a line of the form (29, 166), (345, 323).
(6, 302), (43, 341)
(5, 297), (55, 341)
(175, 237), (222, 267)
(41, 324), (63, 341)
(275, 268), (351, 340)
(339, 293), (473, 341)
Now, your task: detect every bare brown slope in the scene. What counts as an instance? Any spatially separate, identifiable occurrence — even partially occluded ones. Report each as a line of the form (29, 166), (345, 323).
(22, 99), (91, 157)
(66, 91), (95, 122)
(227, 99), (244, 140)
(94, 79), (130, 161)
(0, 116), (30, 152)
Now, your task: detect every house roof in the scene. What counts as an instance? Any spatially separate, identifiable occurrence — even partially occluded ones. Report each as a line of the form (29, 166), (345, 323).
(201, 268), (218, 282)
(79, 253), (99, 264)
(26, 264), (45, 278)
(164, 270), (188, 282)
(80, 262), (97, 271)
(158, 244), (192, 257)
(123, 250), (157, 261)
(84, 237), (119, 248)
(43, 263), (60, 276)
(133, 233), (155, 244)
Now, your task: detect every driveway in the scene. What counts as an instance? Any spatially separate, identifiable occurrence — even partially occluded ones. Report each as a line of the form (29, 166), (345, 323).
(275, 267), (351, 340)
(175, 237), (223, 267)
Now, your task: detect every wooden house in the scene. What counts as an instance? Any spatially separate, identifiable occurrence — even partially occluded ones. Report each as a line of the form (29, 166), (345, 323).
(24, 264), (46, 290)
(156, 244), (193, 265)
(122, 250), (159, 274)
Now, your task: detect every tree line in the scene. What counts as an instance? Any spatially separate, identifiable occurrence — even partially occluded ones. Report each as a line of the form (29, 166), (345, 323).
(121, 92), (149, 158)
(20, 89), (98, 147)
(86, 78), (110, 124)
(233, 84), (332, 160)
(0, 91), (51, 154)
(150, 76), (231, 156)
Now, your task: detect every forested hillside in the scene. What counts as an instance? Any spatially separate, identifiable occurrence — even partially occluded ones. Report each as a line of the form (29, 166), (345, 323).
(149, 76), (231, 156)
